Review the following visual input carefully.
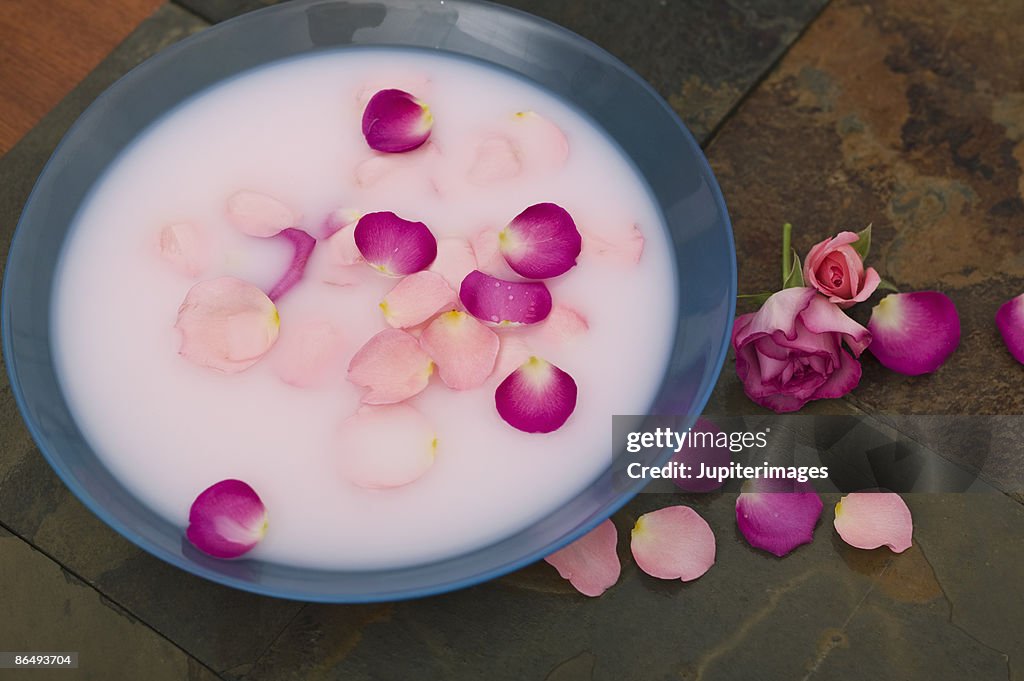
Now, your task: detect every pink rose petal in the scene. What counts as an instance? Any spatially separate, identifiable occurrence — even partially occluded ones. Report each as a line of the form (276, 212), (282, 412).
(868, 292), (960, 375)
(995, 294), (1024, 364)
(339, 404), (436, 489)
(380, 271), (457, 329)
(354, 211), (437, 277)
(630, 506), (715, 581)
(468, 135), (522, 185)
(834, 492), (913, 553)
(470, 228), (508, 274)
(270, 319), (345, 388)
(544, 519), (620, 597)
(670, 417), (731, 493)
(186, 479), (267, 559)
(420, 311), (500, 390)
(322, 208), (362, 239)
(495, 356), (576, 433)
(581, 225), (645, 264)
(500, 203), (582, 279)
(538, 304), (589, 345)
(175, 277), (280, 373)
(492, 336), (533, 381)
(354, 142), (441, 188)
(347, 328), (433, 404)
(158, 222), (209, 277)
(361, 89), (433, 153)
(510, 110), (569, 171)
(226, 190), (300, 238)
(735, 478), (822, 557)
(266, 228), (316, 302)
(429, 237), (478, 288)
(320, 216), (363, 287)
(460, 270), (552, 326)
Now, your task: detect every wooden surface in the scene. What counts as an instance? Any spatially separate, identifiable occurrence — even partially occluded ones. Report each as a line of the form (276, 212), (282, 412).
(0, 0), (165, 154)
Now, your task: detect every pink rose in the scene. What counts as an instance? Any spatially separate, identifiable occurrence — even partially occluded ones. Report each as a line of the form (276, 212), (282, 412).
(803, 232), (880, 308)
(733, 287), (871, 413)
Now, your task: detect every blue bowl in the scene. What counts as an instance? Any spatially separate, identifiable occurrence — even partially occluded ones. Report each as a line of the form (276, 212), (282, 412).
(2, 0), (735, 601)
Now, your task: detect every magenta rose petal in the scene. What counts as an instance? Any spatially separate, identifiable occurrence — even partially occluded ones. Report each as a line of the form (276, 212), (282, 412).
(226, 190), (299, 238)
(380, 271), (457, 329)
(429, 237), (478, 288)
(266, 228), (316, 302)
(834, 492), (913, 553)
(354, 211), (437, 277)
(500, 203), (583, 279)
(735, 478), (822, 557)
(347, 329), (433, 404)
(995, 294), (1024, 364)
(158, 222), (209, 277)
(361, 89), (433, 153)
(460, 270), (552, 326)
(420, 311), (500, 390)
(867, 292), (960, 375)
(186, 479), (268, 559)
(495, 356), (576, 433)
(581, 225), (645, 264)
(670, 417), (731, 493)
(544, 519), (620, 597)
(270, 319), (345, 388)
(339, 404), (437, 489)
(630, 506), (715, 581)
(175, 277), (280, 373)
(539, 304), (589, 345)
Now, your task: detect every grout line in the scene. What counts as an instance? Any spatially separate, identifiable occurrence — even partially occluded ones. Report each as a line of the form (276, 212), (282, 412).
(237, 604), (308, 680)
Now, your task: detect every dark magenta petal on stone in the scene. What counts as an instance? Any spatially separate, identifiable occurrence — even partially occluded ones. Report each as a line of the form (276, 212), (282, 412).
(495, 357), (577, 433)
(735, 478), (822, 557)
(267, 228), (316, 302)
(361, 89), (433, 153)
(354, 211), (437, 277)
(995, 294), (1024, 364)
(867, 292), (960, 375)
(500, 203), (582, 279)
(186, 479), (268, 559)
(459, 270), (552, 325)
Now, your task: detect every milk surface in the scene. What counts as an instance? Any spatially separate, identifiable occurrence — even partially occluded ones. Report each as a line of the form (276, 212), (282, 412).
(52, 48), (678, 569)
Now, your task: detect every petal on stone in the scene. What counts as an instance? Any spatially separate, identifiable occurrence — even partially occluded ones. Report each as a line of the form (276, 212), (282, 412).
(459, 270), (552, 326)
(347, 328), (433, 404)
(995, 294), (1024, 364)
(494, 356), (577, 433)
(834, 492), (913, 553)
(380, 271), (458, 329)
(420, 311), (500, 390)
(186, 479), (267, 559)
(630, 506), (715, 581)
(736, 478), (823, 557)
(339, 404), (436, 489)
(868, 292), (960, 375)
(226, 190), (300, 238)
(544, 519), (620, 597)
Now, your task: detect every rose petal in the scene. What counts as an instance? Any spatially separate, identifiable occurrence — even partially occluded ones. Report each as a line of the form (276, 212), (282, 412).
(492, 336), (533, 381)
(510, 110), (569, 171)
(470, 228), (507, 274)
(995, 294), (1024, 364)
(544, 519), (620, 597)
(581, 225), (645, 264)
(322, 208), (362, 239)
(630, 506), (715, 581)
(429, 237), (478, 288)
(379, 271), (457, 329)
(186, 479), (267, 559)
(361, 89), (433, 153)
(226, 190), (300, 238)
(347, 329), (433, 404)
(158, 222), (209, 277)
(339, 404), (436, 489)
(420, 311), (500, 390)
(500, 203), (582, 279)
(267, 228), (316, 302)
(270, 319), (345, 388)
(538, 304), (589, 345)
(735, 478), (822, 557)
(354, 142), (441, 188)
(354, 211), (437, 277)
(175, 277), (280, 373)
(468, 135), (522, 185)
(670, 417), (732, 493)
(868, 292), (960, 375)
(494, 356), (577, 433)
(460, 270), (552, 326)
(356, 74), (431, 108)
(834, 492), (913, 553)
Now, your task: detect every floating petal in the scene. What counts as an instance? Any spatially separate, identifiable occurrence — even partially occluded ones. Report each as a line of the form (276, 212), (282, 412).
(175, 277), (279, 373)
(995, 294), (1024, 364)
(500, 203), (582, 279)
(270, 319), (345, 388)
(158, 222), (209, 277)
(361, 89), (433, 153)
(459, 270), (552, 326)
(339, 405), (436, 489)
(468, 136), (521, 185)
(537, 304), (589, 345)
(544, 519), (620, 597)
(834, 492), (913, 553)
(356, 74), (431, 108)
(492, 336), (533, 381)
(420, 311), (500, 390)
(495, 356), (577, 433)
(322, 208), (362, 239)
(670, 417), (731, 493)
(630, 506), (715, 581)
(868, 292), (960, 375)
(470, 228), (506, 273)
(347, 328), (432, 404)
(735, 478), (822, 556)
(429, 237), (478, 288)
(380, 271), (457, 329)
(266, 228), (316, 302)
(186, 479), (267, 559)
(510, 110), (569, 171)
(354, 211), (437, 277)
(354, 141), (440, 188)
(226, 190), (299, 238)
(581, 225), (645, 264)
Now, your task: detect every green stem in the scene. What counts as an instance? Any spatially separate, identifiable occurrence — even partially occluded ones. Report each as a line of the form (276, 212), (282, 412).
(781, 222), (792, 286)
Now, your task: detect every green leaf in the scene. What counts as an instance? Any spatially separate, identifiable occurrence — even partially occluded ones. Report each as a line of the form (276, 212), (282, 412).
(782, 250), (805, 289)
(781, 222), (793, 287)
(850, 223), (872, 261)
(737, 291), (774, 306)
(876, 277), (899, 293)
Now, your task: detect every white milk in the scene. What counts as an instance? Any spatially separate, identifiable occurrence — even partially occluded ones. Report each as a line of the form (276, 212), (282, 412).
(52, 49), (678, 569)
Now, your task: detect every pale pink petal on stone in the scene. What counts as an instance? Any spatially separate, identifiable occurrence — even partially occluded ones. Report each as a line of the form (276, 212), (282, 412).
(468, 135), (522, 185)
(186, 479), (267, 559)
(581, 225), (645, 264)
(630, 506), (715, 581)
(380, 271), (457, 329)
(347, 329), (433, 404)
(158, 222), (209, 277)
(429, 237), (478, 288)
(339, 404), (436, 489)
(538, 304), (589, 345)
(544, 519), (620, 597)
(834, 492), (913, 553)
(226, 190), (299, 238)
(495, 356), (577, 433)
(270, 319), (345, 388)
(420, 311), (499, 390)
(175, 277), (279, 373)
